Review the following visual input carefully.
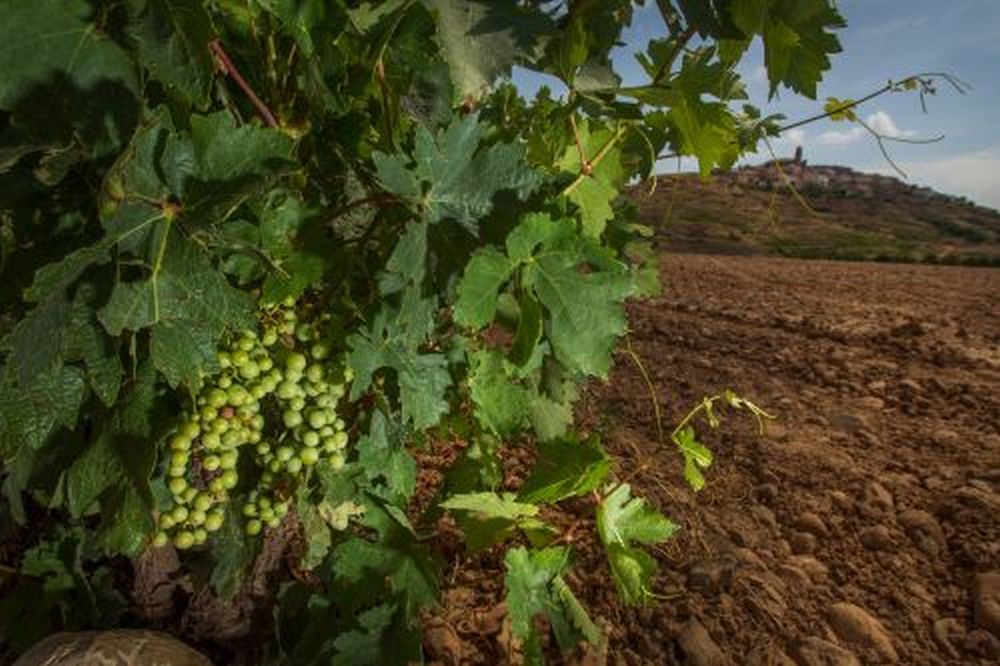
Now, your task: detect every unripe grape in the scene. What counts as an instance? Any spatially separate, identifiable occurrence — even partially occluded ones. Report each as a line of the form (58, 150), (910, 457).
(221, 470), (238, 489)
(258, 356), (274, 372)
(171, 505), (189, 523)
(207, 388), (227, 407)
(159, 514), (176, 530)
(333, 431), (348, 449)
(286, 353), (307, 373)
(274, 502), (290, 518)
(202, 432), (221, 450)
(245, 519), (263, 536)
(311, 342), (329, 360)
(282, 296), (296, 308)
(307, 410), (327, 429)
(205, 511), (224, 532)
(193, 528), (208, 544)
(181, 422), (200, 439)
(170, 450), (189, 467)
(268, 459), (282, 473)
(262, 329), (278, 346)
(209, 477), (225, 493)
(203, 455), (221, 472)
(301, 448), (320, 466)
(283, 410), (302, 428)
(306, 364), (324, 384)
(217, 352), (232, 369)
(276, 446), (294, 462)
(169, 434), (190, 451)
(239, 361), (260, 380)
(220, 450), (238, 469)
(169, 465), (187, 478)
(242, 502), (258, 517)
(174, 531), (195, 549)
(343, 367), (354, 382)
(266, 515), (282, 529)
(286, 456), (303, 474)
(217, 375), (233, 389)
(183, 487), (198, 504)
(302, 430), (320, 447)
(232, 350), (249, 367)
(328, 452), (346, 470)
(189, 509), (207, 526)
(153, 531), (169, 548)
(290, 397), (306, 412)
(256, 441), (271, 456)
(237, 337), (255, 352)
(194, 494), (213, 512)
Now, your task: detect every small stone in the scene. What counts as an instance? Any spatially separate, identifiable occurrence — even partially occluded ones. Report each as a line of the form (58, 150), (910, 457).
(746, 644), (795, 666)
(751, 505), (778, 531)
(795, 512), (829, 538)
(677, 619), (729, 666)
(827, 602), (898, 662)
(862, 481), (894, 513)
(859, 525), (894, 551)
(787, 555), (829, 584)
(829, 491), (855, 514)
(777, 564), (812, 587)
(932, 617), (964, 659)
(688, 556), (738, 595)
(898, 509), (947, 556)
(791, 636), (861, 666)
(755, 483), (779, 503)
(790, 532), (817, 555)
(733, 548), (766, 569)
(972, 571), (1000, 637)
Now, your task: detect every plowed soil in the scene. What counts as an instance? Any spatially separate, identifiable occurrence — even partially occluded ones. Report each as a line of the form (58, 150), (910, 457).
(426, 254), (1000, 665)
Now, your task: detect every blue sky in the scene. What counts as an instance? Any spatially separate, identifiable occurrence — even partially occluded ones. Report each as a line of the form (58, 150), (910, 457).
(513, 1), (1000, 209)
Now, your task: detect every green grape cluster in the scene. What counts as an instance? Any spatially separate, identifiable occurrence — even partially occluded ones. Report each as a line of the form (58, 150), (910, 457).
(153, 298), (353, 550)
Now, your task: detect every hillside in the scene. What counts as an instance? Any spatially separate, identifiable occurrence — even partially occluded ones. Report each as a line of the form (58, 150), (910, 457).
(628, 156), (1000, 265)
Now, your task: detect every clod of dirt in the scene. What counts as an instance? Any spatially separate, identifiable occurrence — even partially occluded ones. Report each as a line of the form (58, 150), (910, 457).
(745, 643), (795, 666)
(688, 556), (739, 595)
(794, 513), (829, 538)
(828, 491), (855, 514)
(785, 555), (829, 584)
(790, 532), (818, 555)
(13, 630), (211, 666)
(897, 509), (947, 556)
(861, 481), (895, 515)
(132, 545), (188, 620)
(858, 525), (894, 551)
(827, 602), (898, 662)
(424, 617), (464, 665)
(750, 505), (779, 531)
(790, 636), (861, 666)
(676, 619), (729, 665)
(972, 571), (1000, 637)
(932, 617), (965, 659)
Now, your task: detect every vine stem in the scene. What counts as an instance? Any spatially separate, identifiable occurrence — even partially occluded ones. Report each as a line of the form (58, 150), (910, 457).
(210, 39), (279, 128)
(561, 125), (627, 196)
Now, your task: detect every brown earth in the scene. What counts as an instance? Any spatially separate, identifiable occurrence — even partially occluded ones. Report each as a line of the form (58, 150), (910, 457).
(426, 253), (1000, 665)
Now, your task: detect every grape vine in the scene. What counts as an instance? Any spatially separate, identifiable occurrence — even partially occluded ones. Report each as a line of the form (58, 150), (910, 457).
(0, 0), (943, 662)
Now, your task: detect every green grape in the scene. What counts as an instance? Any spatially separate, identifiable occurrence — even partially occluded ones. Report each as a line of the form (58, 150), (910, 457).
(183, 487), (199, 504)
(262, 329), (278, 346)
(282, 296), (296, 308)
(286, 352), (307, 373)
(194, 494), (213, 512)
(170, 450), (189, 467)
(328, 452), (346, 470)
(169, 465), (187, 478)
(220, 450), (238, 469)
(209, 477), (226, 493)
(217, 375), (233, 389)
(171, 505), (189, 523)
(319, 425), (334, 437)
(274, 502), (290, 518)
(239, 361), (260, 380)
(237, 337), (255, 352)
(222, 430), (242, 448)
(283, 410), (303, 428)
(276, 446), (294, 462)
(202, 432), (222, 450)
(221, 470), (238, 489)
(300, 448), (320, 466)
(159, 514), (176, 530)
(285, 457), (303, 474)
(302, 430), (320, 447)
(181, 422), (201, 439)
(307, 410), (327, 429)
(306, 365), (324, 383)
(217, 352), (232, 369)
(232, 349), (249, 367)
(277, 380), (298, 400)
(258, 356), (274, 373)
(290, 397), (306, 412)
(169, 434), (190, 451)
(174, 531), (195, 549)
(242, 502), (258, 517)
(333, 431), (348, 448)
(295, 324), (313, 342)
(311, 342), (329, 360)
(208, 388), (227, 407)
(205, 511), (224, 532)
(193, 528), (208, 544)
(152, 531), (169, 548)
(266, 515), (282, 529)
(189, 509), (207, 526)
(343, 367), (354, 382)
(203, 455), (221, 472)
(268, 459), (282, 473)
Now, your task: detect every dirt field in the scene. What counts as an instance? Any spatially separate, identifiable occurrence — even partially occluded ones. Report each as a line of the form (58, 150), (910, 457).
(428, 254), (1000, 665)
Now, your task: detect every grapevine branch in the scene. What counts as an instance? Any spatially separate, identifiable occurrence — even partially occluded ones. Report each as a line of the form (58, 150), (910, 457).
(210, 39), (279, 128)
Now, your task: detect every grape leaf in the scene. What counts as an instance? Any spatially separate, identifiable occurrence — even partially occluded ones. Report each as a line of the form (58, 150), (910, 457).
(441, 491), (554, 551)
(467, 349), (532, 436)
(356, 410), (417, 505)
(373, 113), (542, 232)
(518, 436), (611, 504)
(297, 488), (332, 571)
(674, 425), (714, 491)
(0, 365), (87, 460)
(348, 290), (451, 430)
(333, 537), (438, 621)
(125, 0), (217, 108)
(422, 0), (552, 101)
(331, 604), (398, 666)
(504, 546), (602, 656)
(596, 484), (678, 605)
(453, 248), (514, 328)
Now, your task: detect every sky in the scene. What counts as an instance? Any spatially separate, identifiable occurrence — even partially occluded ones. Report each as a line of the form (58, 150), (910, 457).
(513, 1), (1000, 209)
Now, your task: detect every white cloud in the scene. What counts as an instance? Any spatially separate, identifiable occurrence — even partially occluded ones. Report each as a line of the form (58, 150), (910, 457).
(865, 148), (1000, 210)
(784, 128), (807, 146)
(817, 110), (915, 146)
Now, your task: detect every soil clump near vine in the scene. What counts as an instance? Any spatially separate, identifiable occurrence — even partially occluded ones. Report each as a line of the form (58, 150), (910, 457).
(427, 253), (1000, 665)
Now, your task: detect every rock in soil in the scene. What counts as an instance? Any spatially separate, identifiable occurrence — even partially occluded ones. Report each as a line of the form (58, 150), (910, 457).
(790, 637), (861, 666)
(972, 571), (1000, 637)
(677, 619), (729, 665)
(858, 525), (894, 551)
(827, 602), (898, 662)
(897, 509), (947, 556)
(13, 630), (211, 666)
